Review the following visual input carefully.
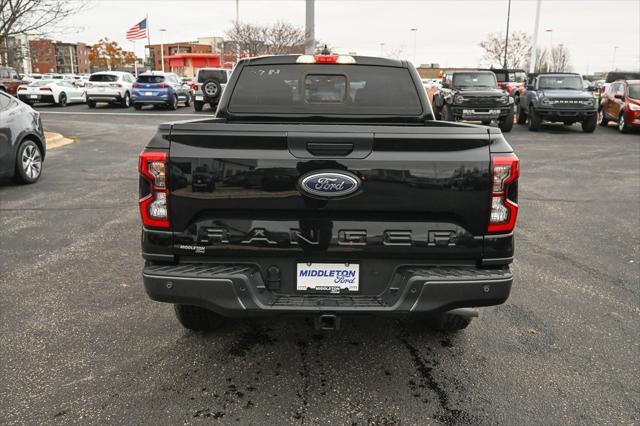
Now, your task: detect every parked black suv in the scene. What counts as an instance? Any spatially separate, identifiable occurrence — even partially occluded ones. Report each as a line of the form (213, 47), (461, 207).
(517, 73), (597, 132)
(433, 71), (515, 132)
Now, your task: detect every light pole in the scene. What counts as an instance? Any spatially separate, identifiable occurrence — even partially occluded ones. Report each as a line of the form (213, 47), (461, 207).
(529, 0), (542, 73)
(503, 0), (512, 68)
(159, 29), (166, 72)
(545, 29), (553, 49)
(410, 28), (418, 65)
(612, 46), (619, 70)
(380, 43), (385, 56)
(236, 0), (240, 62)
(305, 0), (315, 54)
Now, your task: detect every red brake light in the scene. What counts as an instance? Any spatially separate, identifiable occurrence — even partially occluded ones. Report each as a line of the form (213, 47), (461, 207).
(158, 83), (170, 88)
(132, 82), (140, 88)
(139, 151), (169, 228)
(314, 54), (339, 63)
(40, 87), (53, 92)
(488, 153), (519, 233)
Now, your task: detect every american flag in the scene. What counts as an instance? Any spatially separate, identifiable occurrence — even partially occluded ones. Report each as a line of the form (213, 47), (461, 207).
(126, 18), (147, 41)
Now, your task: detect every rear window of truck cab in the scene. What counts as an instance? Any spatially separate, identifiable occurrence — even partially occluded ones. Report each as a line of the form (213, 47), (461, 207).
(228, 64), (422, 115)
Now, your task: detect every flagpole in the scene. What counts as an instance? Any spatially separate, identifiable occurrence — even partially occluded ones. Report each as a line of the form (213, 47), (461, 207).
(132, 40), (138, 77)
(146, 14), (152, 70)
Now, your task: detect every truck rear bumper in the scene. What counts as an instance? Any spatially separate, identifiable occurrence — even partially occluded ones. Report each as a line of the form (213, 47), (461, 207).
(143, 263), (512, 318)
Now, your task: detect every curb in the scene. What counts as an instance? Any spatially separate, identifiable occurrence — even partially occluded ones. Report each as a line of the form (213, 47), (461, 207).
(45, 131), (75, 150)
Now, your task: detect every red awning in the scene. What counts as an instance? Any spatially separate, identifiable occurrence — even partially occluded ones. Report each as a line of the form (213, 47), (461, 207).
(191, 58), (206, 67)
(169, 58), (185, 67)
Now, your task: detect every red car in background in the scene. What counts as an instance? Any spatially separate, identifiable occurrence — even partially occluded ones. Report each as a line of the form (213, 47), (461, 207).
(599, 79), (640, 133)
(0, 66), (25, 96)
(490, 68), (528, 101)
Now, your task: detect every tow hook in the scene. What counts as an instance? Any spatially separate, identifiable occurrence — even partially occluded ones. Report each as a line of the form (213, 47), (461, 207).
(315, 314), (340, 331)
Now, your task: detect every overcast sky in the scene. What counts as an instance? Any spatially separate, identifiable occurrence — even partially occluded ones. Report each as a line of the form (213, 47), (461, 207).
(59, 0), (640, 74)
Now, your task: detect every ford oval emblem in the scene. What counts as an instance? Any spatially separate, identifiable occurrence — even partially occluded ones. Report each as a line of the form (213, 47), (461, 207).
(299, 171), (361, 198)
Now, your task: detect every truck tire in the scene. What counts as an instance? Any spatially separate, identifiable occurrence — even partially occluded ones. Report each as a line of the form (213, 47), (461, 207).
(443, 105), (454, 121)
(174, 304), (224, 331)
(194, 100), (203, 112)
(582, 114), (597, 133)
(516, 103), (527, 124)
(425, 313), (472, 332)
(528, 106), (541, 131)
(499, 111), (514, 132)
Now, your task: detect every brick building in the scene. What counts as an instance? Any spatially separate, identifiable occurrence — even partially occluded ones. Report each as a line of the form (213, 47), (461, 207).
(29, 39), (92, 74)
(146, 41), (213, 72)
(29, 39), (57, 73)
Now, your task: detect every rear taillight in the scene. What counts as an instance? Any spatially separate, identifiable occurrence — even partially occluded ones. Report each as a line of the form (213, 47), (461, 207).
(138, 151), (169, 228)
(17, 85), (27, 91)
(158, 83), (170, 88)
(132, 82), (140, 88)
(40, 87), (52, 92)
(488, 153), (519, 233)
(191, 83), (199, 91)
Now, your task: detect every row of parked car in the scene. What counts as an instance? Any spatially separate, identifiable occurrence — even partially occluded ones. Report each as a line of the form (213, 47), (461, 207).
(1, 66), (233, 112)
(423, 68), (640, 133)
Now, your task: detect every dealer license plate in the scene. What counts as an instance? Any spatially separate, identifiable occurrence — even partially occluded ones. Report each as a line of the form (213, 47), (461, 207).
(145, 91), (153, 96)
(296, 262), (359, 293)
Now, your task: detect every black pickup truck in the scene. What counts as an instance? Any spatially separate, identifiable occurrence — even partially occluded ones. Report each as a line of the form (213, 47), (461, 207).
(139, 53), (519, 333)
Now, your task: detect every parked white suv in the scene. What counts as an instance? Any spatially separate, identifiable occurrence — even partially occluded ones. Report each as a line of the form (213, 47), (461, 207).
(86, 71), (135, 108)
(192, 68), (232, 111)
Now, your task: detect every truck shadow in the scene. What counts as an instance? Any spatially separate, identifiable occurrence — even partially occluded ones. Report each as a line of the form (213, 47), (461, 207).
(154, 316), (479, 424)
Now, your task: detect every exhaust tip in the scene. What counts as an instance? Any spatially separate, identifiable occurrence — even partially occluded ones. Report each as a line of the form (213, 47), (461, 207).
(446, 308), (479, 318)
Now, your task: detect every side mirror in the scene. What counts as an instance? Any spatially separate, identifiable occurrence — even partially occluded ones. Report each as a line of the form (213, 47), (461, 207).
(441, 82), (450, 89)
(614, 93), (624, 100)
(587, 85), (596, 92)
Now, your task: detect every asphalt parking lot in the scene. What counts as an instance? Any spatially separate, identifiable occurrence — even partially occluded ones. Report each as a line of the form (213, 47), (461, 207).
(1, 103), (638, 425)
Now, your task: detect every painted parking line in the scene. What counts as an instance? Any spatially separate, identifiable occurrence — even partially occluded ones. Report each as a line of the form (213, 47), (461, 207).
(37, 111), (206, 117)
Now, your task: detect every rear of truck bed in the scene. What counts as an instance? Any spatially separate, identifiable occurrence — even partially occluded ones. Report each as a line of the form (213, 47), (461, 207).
(138, 54), (519, 331)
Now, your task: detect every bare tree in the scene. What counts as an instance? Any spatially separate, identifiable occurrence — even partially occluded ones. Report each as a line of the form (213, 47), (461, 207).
(480, 31), (531, 69)
(264, 21), (304, 54)
(0, 0), (86, 65)
(225, 22), (267, 57)
(532, 47), (549, 73)
(226, 21), (306, 58)
(548, 44), (571, 72)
